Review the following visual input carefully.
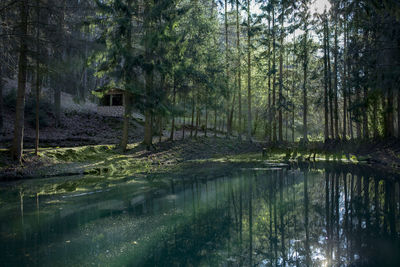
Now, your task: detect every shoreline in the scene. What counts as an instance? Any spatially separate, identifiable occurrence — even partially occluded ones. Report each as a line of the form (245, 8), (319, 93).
(1, 138), (400, 182)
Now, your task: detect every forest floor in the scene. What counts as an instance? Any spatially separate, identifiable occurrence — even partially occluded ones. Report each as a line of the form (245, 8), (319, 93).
(0, 137), (262, 182)
(262, 138), (400, 175)
(1, 135), (400, 183)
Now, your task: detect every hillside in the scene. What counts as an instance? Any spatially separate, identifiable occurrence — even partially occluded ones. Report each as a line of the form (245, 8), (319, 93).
(0, 78), (144, 148)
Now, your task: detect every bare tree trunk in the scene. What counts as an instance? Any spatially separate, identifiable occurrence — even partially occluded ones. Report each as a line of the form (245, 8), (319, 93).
(253, 109), (258, 135)
(398, 92), (400, 139)
(363, 86), (369, 139)
(54, 88), (61, 127)
(35, 0), (41, 156)
(229, 93), (235, 136)
(373, 98), (378, 139)
(246, 0), (252, 141)
(35, 54), (40, 155)
(190, 92), (195, 137)
(236, 0), (242, 140)
(333, 18), (339, 139)
(278, 5), (284, 142)
(385, 88), (394, 138)
(170, 77), (176, 141)
(144, 110), (152, 149)
(323, 15), (329, 142)
(272, 9), (277, 142)
(204, 104), (207, 137)
(121, 93), (131, 151)
(302, 26), (308, 142)
(343, 20), (348, 140)
(55, 0), (66, 128)
(349, 102), (354, 140)
(195, 87), (200, 138)
(12, 0), (28, 163)
(285, 44), (289, 142)
(195, 91), (199, 138)
(144, 70), (153, 149)
(159, 116), (162, 143)
(120, 0), (134, 151)
(225, 0), (232, 136)
(267, 14), (272, 141)
(0, 65), (3, 133)
(292, 34), (296, 143)
(356, 86), (362, 139)
(182, 93), (186, 140)
(214, 104), (217, 137)
(326, 20), (334, 139)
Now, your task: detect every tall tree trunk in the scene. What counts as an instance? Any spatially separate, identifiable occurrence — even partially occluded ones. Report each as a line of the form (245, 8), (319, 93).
(144, 109), (152, 147)
(246, 0), (252, 141)
(144, 70), (153, 149)
(373, 98), (378, 139)
(170, 77), (176, 141)
(323, 15), (329, 142)
(267, 13), (272, 141)
(214, 104), (217, 137)
(205, 105), (208, 137)
(229, 93), (236, 137)
(385, 88), (394, 138)
(121, 93), (132, 151)
(292, 34), (296, 143)
(182, 93), (186, 140)
(121, 0), (134, 151)
(191, 92), (195, 137)
(361, 29), (370, 140)
(0, 65), (3, 133)
(35, 0), (41, 156)
(343, 20), (348, 140)
(252, 109), (258, 135)
(54, 88), (61, 127)
(356, 86), (362, 139)
(349, 95), (354, 140)
(12, 0), (28, 163)
(272, 8), (277, 142)
(195, 88), (199, 138)
(398, 92), (400, 139)
(363, 86), (369, 139)
(278, 3), (284, 142)
(333, 17), (339, 139)
(55, 0), (66, 128)
(302, 26), (308, 142)
(158, 116), (162, 143)
(225, 0), (232, 136)
(326, 20), (334, 139)
(236, 0), (242, 140)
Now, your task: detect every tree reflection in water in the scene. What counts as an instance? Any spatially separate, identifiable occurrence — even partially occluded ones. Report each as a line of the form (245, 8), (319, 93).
(0, 163), (399, 266)
(144, 164), (400, 266)
(198, 164), (400, 266)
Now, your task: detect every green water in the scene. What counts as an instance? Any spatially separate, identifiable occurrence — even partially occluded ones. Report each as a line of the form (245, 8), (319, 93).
(0, 162), (399, 266)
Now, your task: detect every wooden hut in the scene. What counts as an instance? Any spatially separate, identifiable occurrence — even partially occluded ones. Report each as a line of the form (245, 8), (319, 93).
(97, 89), (125, 117)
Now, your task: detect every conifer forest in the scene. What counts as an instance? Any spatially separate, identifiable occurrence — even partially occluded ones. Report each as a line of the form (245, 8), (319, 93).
(0, 0), (400, 266)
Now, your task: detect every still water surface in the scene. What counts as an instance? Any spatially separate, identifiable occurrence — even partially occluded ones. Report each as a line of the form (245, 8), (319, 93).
(1, 162), (399, 266)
